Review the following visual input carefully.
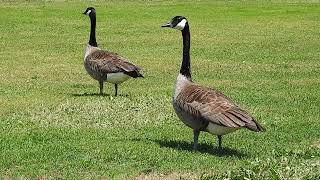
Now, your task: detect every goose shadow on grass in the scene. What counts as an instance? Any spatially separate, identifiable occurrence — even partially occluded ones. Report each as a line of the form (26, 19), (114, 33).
(147, 139), (248, 158)
(70, 93), (129, 97)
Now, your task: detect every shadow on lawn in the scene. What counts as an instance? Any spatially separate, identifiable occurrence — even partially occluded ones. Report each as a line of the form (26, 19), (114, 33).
(151, 139), (248, 158)
(70, 93), (129, 97)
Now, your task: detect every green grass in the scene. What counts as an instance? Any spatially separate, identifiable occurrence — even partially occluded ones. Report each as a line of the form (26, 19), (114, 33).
(1, 0), (320, 179)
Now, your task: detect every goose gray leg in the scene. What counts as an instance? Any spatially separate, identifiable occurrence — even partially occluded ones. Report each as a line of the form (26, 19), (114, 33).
(99, 81), (104, 95)
(193, 129), (200, 151)
(114, 84), (118, 96)
(218, 135), (222, 149)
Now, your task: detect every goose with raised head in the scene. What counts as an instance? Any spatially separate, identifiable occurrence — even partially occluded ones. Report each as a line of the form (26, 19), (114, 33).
(83, 7), (143, 96)
(162, 16), (265, 151)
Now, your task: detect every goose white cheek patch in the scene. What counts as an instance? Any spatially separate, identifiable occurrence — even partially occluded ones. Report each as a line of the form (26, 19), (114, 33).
(174, 19), (187, 30)
(86, 10), (91, 15)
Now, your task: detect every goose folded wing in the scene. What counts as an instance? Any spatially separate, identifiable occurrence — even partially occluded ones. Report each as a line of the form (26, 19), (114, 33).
(90, 50), (141, 73)
(177, 85), (255, 128)
(112, 53), (141, 72)
(185, 101), (245, 128)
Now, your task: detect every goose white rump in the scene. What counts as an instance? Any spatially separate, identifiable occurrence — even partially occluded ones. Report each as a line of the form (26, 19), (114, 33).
(206, 123), (239, 135)
(107, 72), (130, 84)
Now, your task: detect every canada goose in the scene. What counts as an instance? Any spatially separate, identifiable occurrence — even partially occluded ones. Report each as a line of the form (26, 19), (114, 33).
(82, 7), (143, 96)
(162, 16), (265, 151)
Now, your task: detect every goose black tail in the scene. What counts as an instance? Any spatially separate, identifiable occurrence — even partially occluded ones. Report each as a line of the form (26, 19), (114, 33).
(125, 71), (144, 78)
(246, 119), (266, 132)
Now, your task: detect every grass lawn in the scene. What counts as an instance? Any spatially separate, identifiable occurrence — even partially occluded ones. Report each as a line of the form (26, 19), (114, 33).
(0, 0), (320, 179)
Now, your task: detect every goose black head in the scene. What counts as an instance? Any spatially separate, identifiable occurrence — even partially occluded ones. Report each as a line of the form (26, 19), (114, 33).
(83, 7), (96, 16)
(161, 16), (188, 30)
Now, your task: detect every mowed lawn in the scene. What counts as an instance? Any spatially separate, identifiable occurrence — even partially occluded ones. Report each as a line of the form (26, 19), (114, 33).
(0, 0), (319, 179)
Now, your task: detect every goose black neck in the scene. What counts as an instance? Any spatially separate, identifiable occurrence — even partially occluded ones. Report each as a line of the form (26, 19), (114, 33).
(180, 23), (191, 79)
(89, 12), (98, 47)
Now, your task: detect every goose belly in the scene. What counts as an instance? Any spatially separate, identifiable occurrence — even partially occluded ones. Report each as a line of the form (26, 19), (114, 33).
(206, 123), (239, 135)
(106, 73), (130, 84)
(84, 64), (102, 81)
(173, 102), (208, 130)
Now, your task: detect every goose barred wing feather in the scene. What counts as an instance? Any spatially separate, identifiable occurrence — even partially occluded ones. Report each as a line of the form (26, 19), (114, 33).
(176, 84), (265, 132)
(87, 50), (143, 77)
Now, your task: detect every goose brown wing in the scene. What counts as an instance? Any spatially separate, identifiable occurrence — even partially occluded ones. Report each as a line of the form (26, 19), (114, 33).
(176, 84), (264, 131)
(87, 50), (142, 77)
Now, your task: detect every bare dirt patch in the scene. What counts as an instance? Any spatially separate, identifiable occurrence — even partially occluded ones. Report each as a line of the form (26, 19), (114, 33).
(313, 140), (320, 149)
(134, 172), (198, 180)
